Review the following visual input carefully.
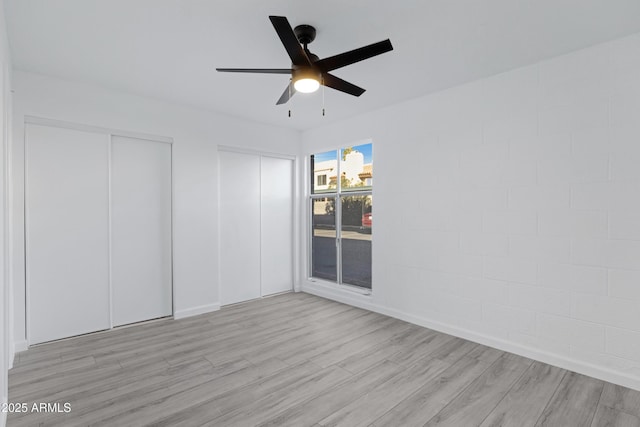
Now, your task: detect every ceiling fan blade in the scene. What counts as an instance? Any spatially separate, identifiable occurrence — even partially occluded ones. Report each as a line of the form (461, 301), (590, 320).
(316, 39), (393, 72)
(322, 73), (366, 97)
(276, 82), (296, 105)
(216, 68), (292, 74)
(269, 16), (311, 66)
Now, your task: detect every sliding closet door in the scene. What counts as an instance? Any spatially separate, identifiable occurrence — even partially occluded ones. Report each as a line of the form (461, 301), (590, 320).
(219, 151), (261, 305)
(26, 124), (110, 344)
(260, 156), (293, 296)
(110, 136), (172, 326)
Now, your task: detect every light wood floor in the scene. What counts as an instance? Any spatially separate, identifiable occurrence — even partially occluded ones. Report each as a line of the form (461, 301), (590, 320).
(7, 292), (640, 426)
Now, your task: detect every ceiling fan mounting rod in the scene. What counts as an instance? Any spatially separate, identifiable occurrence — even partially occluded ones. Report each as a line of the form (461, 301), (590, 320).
(294, 24), (316, 45)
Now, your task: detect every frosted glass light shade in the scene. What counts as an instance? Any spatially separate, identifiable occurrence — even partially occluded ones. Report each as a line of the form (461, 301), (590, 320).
(294, 78), (320, 93)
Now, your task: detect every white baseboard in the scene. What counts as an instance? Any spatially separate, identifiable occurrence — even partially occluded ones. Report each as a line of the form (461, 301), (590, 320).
(174, 303), (220, 320)
(10, 340), (29, 369)
(14, 340), (28, 352)
(302, 283), (640, 392)
(9, 343), (14, 369)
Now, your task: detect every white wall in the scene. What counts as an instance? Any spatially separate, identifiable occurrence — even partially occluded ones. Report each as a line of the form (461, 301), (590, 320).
(0, 1), (11, 425)
(11, 70), (300, 349)
(302, 32), (640, 391)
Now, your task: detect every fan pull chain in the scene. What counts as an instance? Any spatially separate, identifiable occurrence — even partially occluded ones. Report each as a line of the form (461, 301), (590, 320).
(288, 78), (292, 118)
(322, 77), (325, 116)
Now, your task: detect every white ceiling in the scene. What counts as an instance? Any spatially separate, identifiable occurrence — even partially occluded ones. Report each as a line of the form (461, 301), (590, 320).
(5, 0), (640, 131)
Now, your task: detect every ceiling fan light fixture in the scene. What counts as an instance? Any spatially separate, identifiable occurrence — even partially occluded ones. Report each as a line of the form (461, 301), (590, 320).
(294, 77), (320, 93)
(292, 67), (321, 93)
(216, 16), (393, 105)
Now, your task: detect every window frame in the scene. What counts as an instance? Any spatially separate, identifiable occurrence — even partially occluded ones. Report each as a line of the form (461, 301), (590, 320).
(308, 144), (372, 293)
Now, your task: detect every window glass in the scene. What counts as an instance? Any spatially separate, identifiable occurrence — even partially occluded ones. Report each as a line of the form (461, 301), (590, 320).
(341, 195), (372, 288)
(310, 142), (373, 289)
(311, 197), (337, 281)
(311, 150), (338, 194)
(340, 143), (372, 192)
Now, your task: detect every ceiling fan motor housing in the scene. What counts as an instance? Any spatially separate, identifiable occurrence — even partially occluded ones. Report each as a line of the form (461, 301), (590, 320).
(292, 66), (321, 83)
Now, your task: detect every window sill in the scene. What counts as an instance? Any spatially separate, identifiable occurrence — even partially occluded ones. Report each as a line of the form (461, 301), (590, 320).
(306, 277), (372, 297)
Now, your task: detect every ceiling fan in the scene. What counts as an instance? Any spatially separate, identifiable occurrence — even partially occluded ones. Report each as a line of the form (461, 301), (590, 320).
(216, 16), (393, 105)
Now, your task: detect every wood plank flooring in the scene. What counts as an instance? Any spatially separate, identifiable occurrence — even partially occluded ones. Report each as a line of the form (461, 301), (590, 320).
(7, 292), (640, 426)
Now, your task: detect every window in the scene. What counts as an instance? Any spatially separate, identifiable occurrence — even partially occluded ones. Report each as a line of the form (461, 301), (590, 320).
(310, 143), (372, 289)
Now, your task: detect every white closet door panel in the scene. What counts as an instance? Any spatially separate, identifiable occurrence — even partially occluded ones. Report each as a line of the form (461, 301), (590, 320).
(26, 124), (110, 344)
(111, 136), (172, 327)
(219, 151), (261, 305)
(260, 156), (293, 296)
